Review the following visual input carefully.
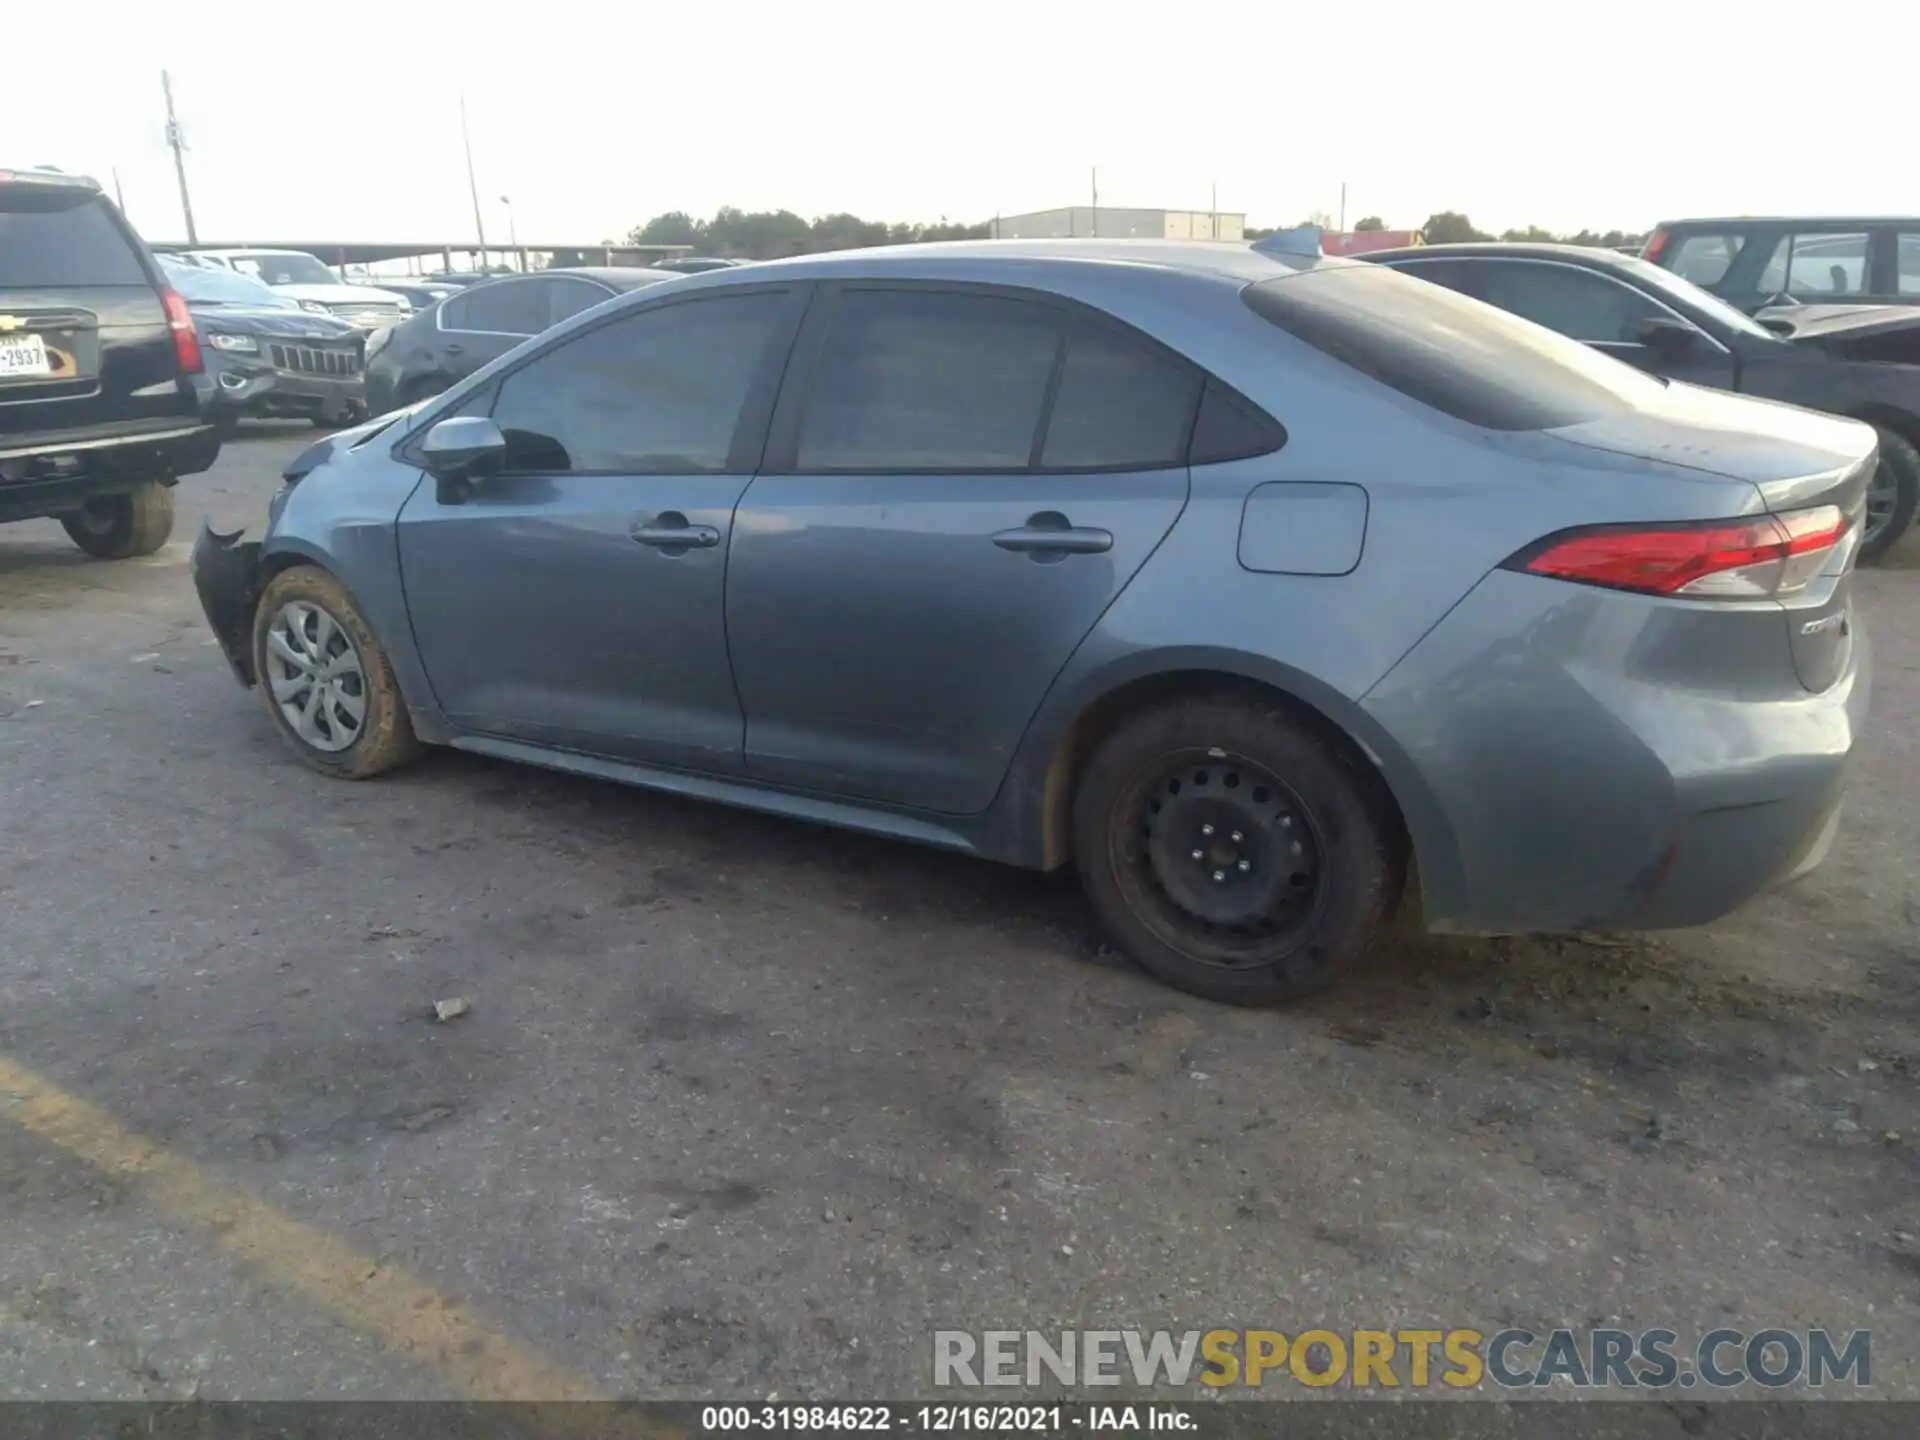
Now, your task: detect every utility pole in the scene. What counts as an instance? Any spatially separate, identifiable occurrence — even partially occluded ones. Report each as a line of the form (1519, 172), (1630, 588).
(160, 71), (197, 244)
(1211, 179), (1218, 240)
(500, 195), (519, 269)
(1338, 181), (1347, 236)
(111, 167), (127, 216)
(461, 92), (488, 267)
(1090, 167), (1098, 238)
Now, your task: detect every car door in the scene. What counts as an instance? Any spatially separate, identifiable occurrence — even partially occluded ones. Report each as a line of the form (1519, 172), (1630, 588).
(1451, 258), (1738, 390)
(432, 277), (550, 384)
(396, 286), (803, 770)
(726, 283), (1199, 815)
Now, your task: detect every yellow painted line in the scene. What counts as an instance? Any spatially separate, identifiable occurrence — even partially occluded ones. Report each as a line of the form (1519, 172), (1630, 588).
(0, 1053), (604, 1402)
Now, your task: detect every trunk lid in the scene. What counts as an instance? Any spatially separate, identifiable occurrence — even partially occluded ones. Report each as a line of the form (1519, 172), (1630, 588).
(1551, 380), (1874, 694)
(0, 177), (189, 440)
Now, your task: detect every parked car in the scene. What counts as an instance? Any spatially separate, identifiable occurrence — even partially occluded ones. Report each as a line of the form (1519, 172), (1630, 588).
(1642, 217), (1920, 313)
(1362, 242), (1920, 560)
(654, 257), (743, 274)
(191, 239), (1873, 1006)
(187, 249), (408, 333)
(1, 165), (217, 558)
(362, 267), (677, 412)
(158, 257), (366, 435)
(366, 281), (457, 311)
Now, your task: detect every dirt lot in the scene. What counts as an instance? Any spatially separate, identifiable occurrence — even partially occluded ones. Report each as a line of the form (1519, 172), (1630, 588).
(2, 426), (1919, 1405)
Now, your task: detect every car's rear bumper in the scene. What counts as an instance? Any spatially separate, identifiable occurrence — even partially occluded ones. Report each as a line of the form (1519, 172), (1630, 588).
(190, 522), (263, 687)
(0, 417), (221, 524)
(1364, 569), (1870, 936)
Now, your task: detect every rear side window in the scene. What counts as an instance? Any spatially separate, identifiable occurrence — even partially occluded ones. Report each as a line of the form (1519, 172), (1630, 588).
(0, 189), (146, 287)
(1243, 266), (1653, 432)
(1039, 324), (1201, 470)
(796, 290), (1061, 470)
(1754, 231), (1871, 301)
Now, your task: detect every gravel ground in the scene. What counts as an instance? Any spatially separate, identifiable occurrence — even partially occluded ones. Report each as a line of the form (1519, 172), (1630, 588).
(2, 425), (1918, 1404)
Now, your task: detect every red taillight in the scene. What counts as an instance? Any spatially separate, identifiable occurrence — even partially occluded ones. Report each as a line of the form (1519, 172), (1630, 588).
(1642, 228), (1669, 263)
(1518, 506), (1848, 598)
(161, 289), (202, 374)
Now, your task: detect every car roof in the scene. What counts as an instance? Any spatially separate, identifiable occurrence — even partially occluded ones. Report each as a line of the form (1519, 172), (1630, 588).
(541, 266), (681, 289)
(1653, 216), (1920, 229)
(0, 165), (100, 191)
(1361, 242), (1638, 270)
(696, 238), (1345, 287)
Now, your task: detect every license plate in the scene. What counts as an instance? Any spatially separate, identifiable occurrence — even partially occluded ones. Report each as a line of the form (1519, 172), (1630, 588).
(0, 332), (51, 379)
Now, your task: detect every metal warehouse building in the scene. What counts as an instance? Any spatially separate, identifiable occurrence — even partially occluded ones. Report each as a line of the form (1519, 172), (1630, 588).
(990, 207), (1246, 241)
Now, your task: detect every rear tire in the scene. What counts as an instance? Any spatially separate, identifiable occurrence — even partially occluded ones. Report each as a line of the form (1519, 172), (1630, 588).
(1861, 426), (1919, 563)
(1073, 694), (1399, 1005)
(60, 482), (175, 560)
(251, 566), (422, 780)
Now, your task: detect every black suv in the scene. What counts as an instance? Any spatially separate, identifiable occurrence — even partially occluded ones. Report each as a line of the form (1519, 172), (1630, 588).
(1642, 217), (1920, 314)
(0, 167), (217, 559)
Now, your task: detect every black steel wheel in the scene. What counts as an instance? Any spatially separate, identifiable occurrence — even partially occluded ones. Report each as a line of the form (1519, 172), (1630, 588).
(1074, 694), (1399, 1004)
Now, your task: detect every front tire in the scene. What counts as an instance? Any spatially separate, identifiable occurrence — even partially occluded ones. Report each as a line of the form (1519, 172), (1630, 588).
(251, 566), (422, 779)
(1861, 426), (1919, 563)
(1073, 694), (1399, 1005)
(60, 482), (174, 560)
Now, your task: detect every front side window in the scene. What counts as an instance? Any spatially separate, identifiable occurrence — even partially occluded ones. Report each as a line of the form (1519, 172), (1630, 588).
(1753, 231), (1872, 300)
(454, 279), (549, 335)
(797, 290), (1062, 471)
(546, 278), (612, 327)
(488, 292), (786, 474)
(1466, 261), (1661, 344)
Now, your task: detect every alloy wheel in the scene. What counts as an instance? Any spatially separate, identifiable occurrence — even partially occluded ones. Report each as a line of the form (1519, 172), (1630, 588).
(1865, 458), (1898, 549)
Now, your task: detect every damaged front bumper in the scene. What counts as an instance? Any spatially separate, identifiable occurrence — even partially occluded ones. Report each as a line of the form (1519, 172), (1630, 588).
(190, 521), (263, 687)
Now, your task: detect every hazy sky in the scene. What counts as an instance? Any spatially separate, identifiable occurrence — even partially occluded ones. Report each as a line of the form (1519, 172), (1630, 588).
(8, 3), (1915, 248)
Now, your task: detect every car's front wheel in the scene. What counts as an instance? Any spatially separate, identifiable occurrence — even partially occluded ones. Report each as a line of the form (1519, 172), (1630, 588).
(60, 482), (174, 560)
(1861, 426), (1919, 563)
(1073, 694), (1400, 1005)
(251, 566), (422, 779)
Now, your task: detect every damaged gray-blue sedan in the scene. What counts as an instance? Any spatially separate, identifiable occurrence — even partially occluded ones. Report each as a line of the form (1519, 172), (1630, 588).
(190, 237), (1874, 1004)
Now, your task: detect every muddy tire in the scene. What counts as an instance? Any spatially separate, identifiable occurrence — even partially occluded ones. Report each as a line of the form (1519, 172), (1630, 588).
(1073, 693), (1399, 1005)
(60, 482), (174, 560)
(251, 565), (422, 780)
(1861, 426), (1919, 563)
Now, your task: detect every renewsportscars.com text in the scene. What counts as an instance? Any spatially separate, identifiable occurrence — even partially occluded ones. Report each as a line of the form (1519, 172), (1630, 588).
(933, 1327), (1871, 1390)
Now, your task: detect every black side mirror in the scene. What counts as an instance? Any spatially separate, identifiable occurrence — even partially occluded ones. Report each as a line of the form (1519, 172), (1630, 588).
(1636, 315), (1699, 354)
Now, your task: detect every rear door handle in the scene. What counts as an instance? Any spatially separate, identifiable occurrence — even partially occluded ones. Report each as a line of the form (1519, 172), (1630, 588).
(992, 511), (1113, 557)
(442, 342), (464, 355)
(632, 512), (721, 550)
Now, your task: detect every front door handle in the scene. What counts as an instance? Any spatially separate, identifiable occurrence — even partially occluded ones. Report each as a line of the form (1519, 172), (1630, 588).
(632, 512), (721, 550)
(443, 342), (465, 356)
(991, 511), (1114, 557)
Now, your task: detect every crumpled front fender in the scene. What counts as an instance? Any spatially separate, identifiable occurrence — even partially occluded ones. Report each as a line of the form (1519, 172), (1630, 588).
(190, 522), (263, 687)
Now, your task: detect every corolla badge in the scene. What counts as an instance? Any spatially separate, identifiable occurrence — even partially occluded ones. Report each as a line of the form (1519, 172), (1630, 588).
(1801, 609), (1849, 637)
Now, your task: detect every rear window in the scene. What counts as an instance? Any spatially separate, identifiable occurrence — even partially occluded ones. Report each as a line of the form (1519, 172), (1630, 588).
(0, 188), (147, 288)
(1243, 266), (1655, 432)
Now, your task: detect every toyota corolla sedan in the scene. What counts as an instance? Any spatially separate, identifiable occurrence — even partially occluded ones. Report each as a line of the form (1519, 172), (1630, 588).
(190, 239), (1874, 1005)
